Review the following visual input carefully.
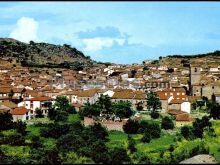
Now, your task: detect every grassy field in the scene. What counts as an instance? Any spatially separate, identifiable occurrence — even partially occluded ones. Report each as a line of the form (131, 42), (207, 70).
(67, 114), (81, 124)
(107, 130), (128, 148)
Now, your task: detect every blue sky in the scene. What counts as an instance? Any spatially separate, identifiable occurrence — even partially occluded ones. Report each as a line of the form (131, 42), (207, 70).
(1, 2), (220, 64)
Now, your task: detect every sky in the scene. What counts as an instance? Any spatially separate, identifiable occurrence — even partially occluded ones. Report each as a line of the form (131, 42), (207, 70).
(1, 2), (220, 64)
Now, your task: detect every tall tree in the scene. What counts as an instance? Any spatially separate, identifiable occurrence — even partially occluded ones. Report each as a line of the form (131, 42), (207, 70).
(113, 101), (133, 119)
(146, 91), (161, 111)
(48, 96), (76, 122)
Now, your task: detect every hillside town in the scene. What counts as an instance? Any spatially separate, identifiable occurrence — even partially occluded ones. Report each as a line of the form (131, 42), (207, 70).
(1, 56), (220, 127)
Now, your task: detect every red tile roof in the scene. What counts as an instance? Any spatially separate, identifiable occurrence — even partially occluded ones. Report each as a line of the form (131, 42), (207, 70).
(167, 109), (184, 115)
(170, 99), (184, 104)
(29, 96), (53, 101)
(11, 107), (29, 115)
(176, 113), (193, 122)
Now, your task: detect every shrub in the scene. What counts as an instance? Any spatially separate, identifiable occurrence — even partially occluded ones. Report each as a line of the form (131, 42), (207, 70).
(161, 116), (174, 130)
(150, 111), (160, 119)
(141, 130), (152, 143)
(123, 119), (140, 134)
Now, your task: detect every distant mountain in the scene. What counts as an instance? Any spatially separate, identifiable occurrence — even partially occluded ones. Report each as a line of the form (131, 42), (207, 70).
(167, 50), (220, 58)
(0, 38), (94, 70)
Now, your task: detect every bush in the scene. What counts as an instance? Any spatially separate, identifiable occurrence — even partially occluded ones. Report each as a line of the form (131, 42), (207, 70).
(141, 130), (152, 143)
(138, 121), (161, 138)
(180, 126), (194, 140)
(150, 111), (160, 119)
(161, 116), (174, 130)
(123, 119), (140, 134)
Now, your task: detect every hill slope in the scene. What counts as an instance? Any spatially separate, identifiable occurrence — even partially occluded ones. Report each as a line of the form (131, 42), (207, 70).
(0, 38), (94, 69)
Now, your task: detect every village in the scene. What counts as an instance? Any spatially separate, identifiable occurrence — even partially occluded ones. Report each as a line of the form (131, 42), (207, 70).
(1, 56), (220, 130)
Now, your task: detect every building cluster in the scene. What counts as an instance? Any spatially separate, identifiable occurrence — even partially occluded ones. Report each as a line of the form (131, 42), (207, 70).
(1, 59), (220, 126)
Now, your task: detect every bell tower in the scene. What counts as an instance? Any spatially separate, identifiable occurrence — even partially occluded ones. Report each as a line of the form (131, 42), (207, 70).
(189, 65), (201, 96)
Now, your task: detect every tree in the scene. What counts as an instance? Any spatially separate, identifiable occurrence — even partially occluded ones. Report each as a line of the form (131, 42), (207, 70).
(159, 56), (163, 60)
(210, 104), (220, 119)
(146, 91), (161, 111)
(0, 111), (14, 131)
(87, 122), (109, 141)
(48, 96), (76, 122)
(79, 102), (100, 118)
(113, 101), (133, 119)
(181, 126), (194, 140)
(8, 89), (14, 101)
(167, 68), (174, 73)
(143, 66), (149, 71)
(127, 134), (136, 153)
(13, 120), (27, 136)
(96, 94), (112, 114)
(136, 102), (144, 111)
(108, 147), (131, 164)
(35, 108), (44, 118)
(161, 116), (174, 130)
(141, 130), (152, 143)
(150, 111), (160, 119)
(123, 119), (140, 134)
(192, 115), (212, 138)
(131, 70), (137, 78)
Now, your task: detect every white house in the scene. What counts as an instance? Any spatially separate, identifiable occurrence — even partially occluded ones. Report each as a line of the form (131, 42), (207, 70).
(103, 90), (115, 98)
(18, 96), (54, 117)
(11, 107), (30, 121)
(181, 101), (191, 113)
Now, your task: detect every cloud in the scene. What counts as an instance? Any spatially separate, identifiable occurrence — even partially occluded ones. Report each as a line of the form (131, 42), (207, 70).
(77, 26), (121, 39)
(82, 37), (125, 51)
(9, 17), (39, 43)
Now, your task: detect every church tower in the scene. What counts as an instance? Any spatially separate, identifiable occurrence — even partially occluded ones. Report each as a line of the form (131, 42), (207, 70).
(189, 65), (201, 96)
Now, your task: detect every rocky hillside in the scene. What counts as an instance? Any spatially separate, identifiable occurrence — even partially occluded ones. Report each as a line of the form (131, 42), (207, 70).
(0, 38), (94, 70)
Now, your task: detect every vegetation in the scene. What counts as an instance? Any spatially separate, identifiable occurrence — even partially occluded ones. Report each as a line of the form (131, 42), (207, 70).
(79, 94), (134, 119)
(161, 116), (174, 130)
(0, 38), (93, 70)
(146, 91), (161, 111)
(1, 95), (220, 164)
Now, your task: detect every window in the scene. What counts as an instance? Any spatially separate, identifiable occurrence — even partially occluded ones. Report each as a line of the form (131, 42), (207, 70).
(195, 68), (197, 72)
(170, 93), (173, 95)
(165, 93), (167, 96)
(182, 93), (185, 95)
(177, 93), (180, 95)
(177, 98), (180, 99)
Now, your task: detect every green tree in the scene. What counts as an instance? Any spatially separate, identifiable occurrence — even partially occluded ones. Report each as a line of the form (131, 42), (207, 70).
(123, 119), (140, 134)
(181, 126), (194, 140)
(0, 111), (14, 131)
(108, 147), (131, 164)
(210, 104), (220, 119)
(87, 122), (109, 141)
(150, 111), (160, 119)
(113, 101), (133, 119)
(143, 66), (149, 71)
(192, 115), (212, 138)
(141, 130), (152, 143)
(146, 91), (161, 111)
(14, 120), (27, 136)
(96, 94), (113, 114)
(79, 102), (100, 118)
(161, 116), (174, 130)
(48, 96), (76, 122)
(127, 134), (136, 153)
(35, 108), (44, 118)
